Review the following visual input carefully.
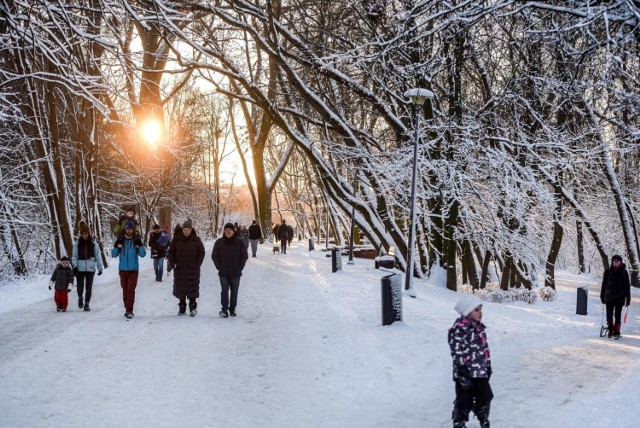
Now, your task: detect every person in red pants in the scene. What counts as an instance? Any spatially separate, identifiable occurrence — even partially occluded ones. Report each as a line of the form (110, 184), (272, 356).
(48, 256), (74, 312)
(600, 254), (631, 339)
(111, 221), (146, 319)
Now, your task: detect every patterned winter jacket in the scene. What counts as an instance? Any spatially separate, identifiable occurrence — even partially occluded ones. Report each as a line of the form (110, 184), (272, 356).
(448, 316), (491, 379)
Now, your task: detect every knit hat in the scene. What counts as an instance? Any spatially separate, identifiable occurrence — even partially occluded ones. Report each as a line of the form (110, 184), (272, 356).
(124, 220), (136, 230)
(182, 220), (193, 230)
(60, 256), (70, 262)
(454, 294), (483, 317)
(79, 222), (91, 235)
(126, 205), (136, 213)
(612, 254), (623, 262)
(224, 222), (235, 230)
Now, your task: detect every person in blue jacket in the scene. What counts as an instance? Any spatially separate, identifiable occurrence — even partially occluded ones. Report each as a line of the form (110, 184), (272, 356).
(111, 220), (146, 319)
(72, 222), (103, 311)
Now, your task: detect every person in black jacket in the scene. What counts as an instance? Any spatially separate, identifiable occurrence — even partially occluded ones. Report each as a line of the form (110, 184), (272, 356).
(278, 219), (290, 254)
(600, 254), (631, 338)
(167, 220), (205, 316)
(248, 220), (262, 258)
(212, 222), (248, 318)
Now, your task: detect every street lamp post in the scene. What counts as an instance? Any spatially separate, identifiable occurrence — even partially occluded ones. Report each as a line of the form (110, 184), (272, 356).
(403, 88), (435, 297)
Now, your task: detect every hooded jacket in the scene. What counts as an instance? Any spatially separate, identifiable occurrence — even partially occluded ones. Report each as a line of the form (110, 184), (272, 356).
(167, 227), (205, 300)
(72, 236), (103, 273)
(601, 262), (631, 305)
(111, 234), (146, 270)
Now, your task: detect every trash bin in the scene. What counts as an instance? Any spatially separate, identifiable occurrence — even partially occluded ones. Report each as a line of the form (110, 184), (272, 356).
(331, 247), (342, 273)
(375, 255), (394, 270)
(576, 286), (588, 315)
(381, 272), (403, 326)
(309, 238), (314, 251)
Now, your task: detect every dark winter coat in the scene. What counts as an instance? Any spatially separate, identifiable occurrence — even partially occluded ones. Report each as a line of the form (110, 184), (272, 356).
(248, 224), (262, 240)
(72, 237), (103, 273)
(148, 230), (170, 259)
(601, 264), (631, 306)
(167, 228), (205, 300)
(211, 234), (248, 278)
(278, 224), (290, 242)
(448, 316), (491, 380)
(50, 264), (75, 291)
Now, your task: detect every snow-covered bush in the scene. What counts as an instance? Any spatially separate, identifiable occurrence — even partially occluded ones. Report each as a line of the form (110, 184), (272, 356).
(537, 286), (557, 301)
(458, 283), (541, 304)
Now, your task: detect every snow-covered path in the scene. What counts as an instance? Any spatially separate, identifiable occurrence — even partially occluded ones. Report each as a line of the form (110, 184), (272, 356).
(1, 242), (640, 427)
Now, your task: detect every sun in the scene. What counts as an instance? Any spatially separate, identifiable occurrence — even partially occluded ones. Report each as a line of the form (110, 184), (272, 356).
(141, 120), (163, 147)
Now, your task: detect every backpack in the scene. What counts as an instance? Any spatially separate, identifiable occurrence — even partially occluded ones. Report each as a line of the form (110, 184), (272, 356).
(157, 232), (170, 248)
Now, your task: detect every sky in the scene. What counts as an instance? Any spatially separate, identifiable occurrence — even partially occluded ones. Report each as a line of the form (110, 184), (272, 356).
(0, 239), (638, 428)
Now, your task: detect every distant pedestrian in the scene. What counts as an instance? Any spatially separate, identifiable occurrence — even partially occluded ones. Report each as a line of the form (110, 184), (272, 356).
(278, 219), (290, 254)
(600, 254), (631, 339)
(49, 256), (74, 312)
(212, 222), (248, 318)
(167, 220), (205, 316)
(148, 224), (170, 282)
(448, 294), (492, 428)
(248, 220), (263, 258)
(111, 220), (146, 319)
(273, 223), (280, 242)
(72, 222), (103, 312)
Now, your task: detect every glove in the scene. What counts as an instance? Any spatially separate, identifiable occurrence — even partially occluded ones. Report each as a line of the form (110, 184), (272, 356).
(134, 238), (143, 248)
(626, 298), (631, 307)
(67, 283), (72, 292)
(455, 366), (472, 391)
(48, 281), (54, 290)
(487, 366), (492, 380)
(73, 266), (79, 275)
(97, 270), (102, 276)
(114, 238), (123, 249)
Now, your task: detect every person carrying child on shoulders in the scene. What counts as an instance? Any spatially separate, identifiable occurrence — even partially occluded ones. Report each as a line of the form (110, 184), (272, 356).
(148, 224), (170, 282)
(448, 294), (493, 428)
(48, 256), (74, 312)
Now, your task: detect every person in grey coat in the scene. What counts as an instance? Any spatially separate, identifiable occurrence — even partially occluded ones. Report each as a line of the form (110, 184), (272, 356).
(167, 220), (205, 316)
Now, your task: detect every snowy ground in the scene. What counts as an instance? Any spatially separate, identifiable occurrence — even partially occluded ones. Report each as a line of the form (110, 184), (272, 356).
(1, 241), (639, 428)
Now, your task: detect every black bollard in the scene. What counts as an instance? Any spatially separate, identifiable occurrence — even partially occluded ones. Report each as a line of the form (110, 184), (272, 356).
(331, 247), (342, 272)
(381, 272), (403, 326)
(576, 286), (588, 315)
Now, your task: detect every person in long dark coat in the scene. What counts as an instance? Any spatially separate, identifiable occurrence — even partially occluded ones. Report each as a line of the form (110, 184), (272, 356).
(600, 254), (631, 338)
(212, 222), (248, 318)
(167, 220), (205, 316)
(278, 219), (290, 254)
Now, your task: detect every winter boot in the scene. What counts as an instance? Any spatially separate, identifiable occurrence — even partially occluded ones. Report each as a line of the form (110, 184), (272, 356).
(452, 421), (466, 428)
(607, 322), (613, 338)
(78, 297), (84, 309)
(219, 309), (229, 318)
(614, 323), (621, 339)
(178, 300), (187, 316)
(479, 418), (490, 428)
(189, 300), (197, 317)
(229, 309), (237, 317)
(56, 306), (61, 312)
(84, 302), (90, 312)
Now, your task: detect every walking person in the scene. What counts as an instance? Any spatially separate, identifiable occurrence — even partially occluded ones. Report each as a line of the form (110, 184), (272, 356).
(278, 219), (290, 254)
(72, 222), (103, 311)
(600, 254), (631, 339)
(48, 256), (74, 312)
(148, 224), (170, 282)
(212, 223), (248, 318)
(448, 294), (493, 428)
(111, 220), (146, 319)
(248, 220), (263, 258)
(167, 220), (205, 316)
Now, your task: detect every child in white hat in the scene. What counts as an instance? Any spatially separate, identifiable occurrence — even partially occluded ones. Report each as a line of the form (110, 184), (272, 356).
(448, 294), (493, 428)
